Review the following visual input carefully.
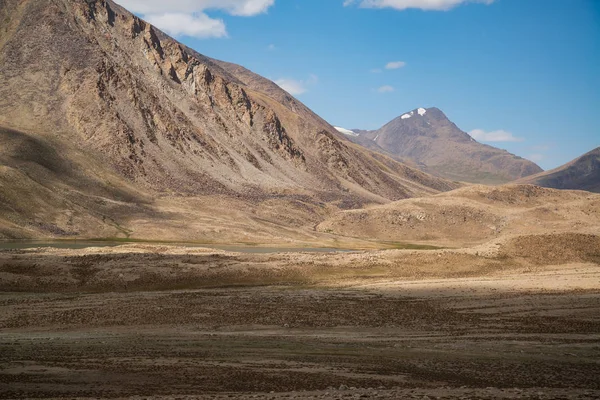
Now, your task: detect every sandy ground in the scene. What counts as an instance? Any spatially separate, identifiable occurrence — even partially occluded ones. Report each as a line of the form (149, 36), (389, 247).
(1, 243), (599, 399)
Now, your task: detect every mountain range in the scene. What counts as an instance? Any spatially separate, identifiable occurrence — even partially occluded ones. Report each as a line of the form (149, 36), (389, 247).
(0, 0), (597, 242)
(0, 0), (456, 240)
(336, 107), (543, 184)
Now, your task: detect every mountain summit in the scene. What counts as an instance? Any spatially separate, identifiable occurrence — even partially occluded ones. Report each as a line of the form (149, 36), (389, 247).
(0, 0), (456, 239)
(344, 107), (543, 184)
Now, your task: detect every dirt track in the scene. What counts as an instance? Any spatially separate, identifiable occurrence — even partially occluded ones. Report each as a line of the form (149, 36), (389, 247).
(1, 244), (599, 399)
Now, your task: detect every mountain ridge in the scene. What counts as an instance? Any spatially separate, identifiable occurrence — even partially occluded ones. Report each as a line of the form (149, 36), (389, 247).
(339, 107), (543, 184)
(0, 0), (458, 239)
(518, 147), (600, 193)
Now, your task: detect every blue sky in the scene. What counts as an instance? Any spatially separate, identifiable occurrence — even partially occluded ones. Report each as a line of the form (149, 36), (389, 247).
(117, 0), (600, 170)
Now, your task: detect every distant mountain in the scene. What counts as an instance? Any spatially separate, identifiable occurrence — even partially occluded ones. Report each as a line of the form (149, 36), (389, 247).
(342, 107), (543, 184)
(518, 147), (600, 193)
(0, 0), (457, 239)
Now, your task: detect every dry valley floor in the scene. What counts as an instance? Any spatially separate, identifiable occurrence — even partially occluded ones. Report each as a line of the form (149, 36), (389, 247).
(1, 242), (599, 399)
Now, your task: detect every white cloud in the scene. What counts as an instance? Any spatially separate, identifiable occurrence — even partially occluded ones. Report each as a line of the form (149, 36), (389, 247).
(275, 79), (306, 95)
(370, 61), (406, 73)
(307, 74), (319, 85)
(344, 0), (494, 11)
(274, 75), (318, 96)
(117, 0), (275, 16)
(531, 144), (552, 151)
(528, 153), (544, 162)
(267, 44), (276, 51)
(377, 85), (395, 93)
(335, 127), (359, 137)
(469, 129), (524, 142)
(145, 13), (226, 38)
(116, 0), (275, 38)
(385, 61), (406, 69)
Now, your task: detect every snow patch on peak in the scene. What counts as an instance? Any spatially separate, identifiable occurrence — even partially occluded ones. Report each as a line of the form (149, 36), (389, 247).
(418, 107), (427, 116)
(401, 114), (411, 119)
(334, 126), (359, 137)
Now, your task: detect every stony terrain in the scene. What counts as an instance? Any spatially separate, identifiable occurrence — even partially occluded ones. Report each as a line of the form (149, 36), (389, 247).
(0, 0), (457, 240)
(343, 108), (542, 184)
(1, 234), (599, 399)
(518, 147), (600, 193)
(1, 1), (599, 399)
(318, 184), (600, 247)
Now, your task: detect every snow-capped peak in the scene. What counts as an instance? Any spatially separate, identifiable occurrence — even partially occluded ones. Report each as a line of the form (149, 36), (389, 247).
(402, 108), (427, 120)
(334, 126), (359, 137)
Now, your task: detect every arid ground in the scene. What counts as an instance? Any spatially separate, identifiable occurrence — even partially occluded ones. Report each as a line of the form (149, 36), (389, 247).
(1, 2), (598, 399)
(1, 238), (599, 400)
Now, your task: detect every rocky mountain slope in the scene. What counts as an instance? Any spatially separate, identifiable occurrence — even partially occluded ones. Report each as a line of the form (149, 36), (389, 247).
(0, 0), (458, 240)
(518, 147), (600, 193)
(340, 107), (543, 184)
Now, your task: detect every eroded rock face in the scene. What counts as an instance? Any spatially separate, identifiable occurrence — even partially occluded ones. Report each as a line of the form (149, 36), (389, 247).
(0, 0), (458, 205)
(262, 111), (306, 167)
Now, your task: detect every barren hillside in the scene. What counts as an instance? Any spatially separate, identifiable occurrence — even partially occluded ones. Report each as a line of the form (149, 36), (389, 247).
(518, 147), (600, 192)
(318, 184), (600, 247)
(343, 108), (542, 184)
(0, 0), (457, 240)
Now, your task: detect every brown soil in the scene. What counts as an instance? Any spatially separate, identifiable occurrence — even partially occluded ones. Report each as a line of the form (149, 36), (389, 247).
(1, 236), (599, 399)
(318, 185), (600, 247)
